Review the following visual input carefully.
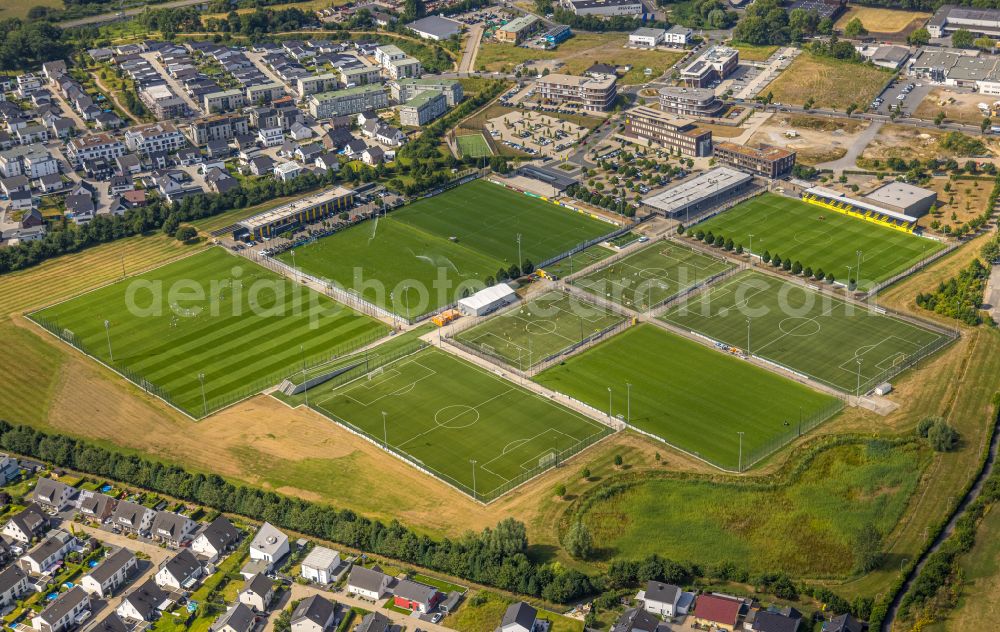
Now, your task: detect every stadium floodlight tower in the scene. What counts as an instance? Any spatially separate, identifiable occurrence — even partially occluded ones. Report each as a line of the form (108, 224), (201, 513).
(856, 358), (864, 398)
(856, 250), (863, 288)
(737, 431), (745, 472)
(469, 459), (477, 499)
(745, 317), (751, 355)
(516, 233), (522, 272)
(748, 233), (754, 262)
(291, 249), (298, 283)
(104, 320), (114, 363)
(382, 411), (388, 447)
(198, 373), (207, 417)
(607, 386), (613, 419)
(626, 382), (632, 423)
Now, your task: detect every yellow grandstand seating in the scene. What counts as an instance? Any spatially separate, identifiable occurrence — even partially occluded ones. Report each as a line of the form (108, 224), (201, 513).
(801, 194), (915, 233)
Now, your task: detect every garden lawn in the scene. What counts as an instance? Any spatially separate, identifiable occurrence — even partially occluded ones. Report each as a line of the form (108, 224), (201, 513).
(534, 325), (841, 470)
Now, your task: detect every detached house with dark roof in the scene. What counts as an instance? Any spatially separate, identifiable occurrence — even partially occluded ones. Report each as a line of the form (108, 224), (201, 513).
(110, 501), (155, 535)
(0, 566), (30, 608)
(354, 612), (391, 632)
(239, 574), (274, 612)
(751, 608), (802, 632)
(291, 595), (340, 632)
(33, 478), (76, 511)
(392, 579), (440, 614)
(81, 548), (138, 598)
(2, 503), (49, 543)
(212, 603), (257, 632)
(150, 511), (197, 545)
(32, 586), (90, 632)
(498, 602), (539, 632)
(641, 581), (683, 618)
(191, 516), (241, 563)
(78, 492), (116, 523)
(611, 608), (664, 632)
(116, 579), (167, 622)
(155, 549), (202, 591)
(347, 566), (390, 600)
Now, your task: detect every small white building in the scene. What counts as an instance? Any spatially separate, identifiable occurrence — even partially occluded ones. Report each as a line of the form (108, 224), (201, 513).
(457, 284), (517, 317)
(641, 581), (682, 617)
(249, 523), (289, 570)
(300, 547), (341, 585)
(629, 27), (665, 48)
(274, 161), (302, 182)
(663, 25), (693, 46)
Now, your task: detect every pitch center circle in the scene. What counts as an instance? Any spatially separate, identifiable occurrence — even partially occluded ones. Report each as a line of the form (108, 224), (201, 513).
(435, 405), (481, 428)
(526, 320), (557, 334)
(778, 317), (821, 336)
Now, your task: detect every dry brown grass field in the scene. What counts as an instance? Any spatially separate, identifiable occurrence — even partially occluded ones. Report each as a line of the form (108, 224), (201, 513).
(765, 52), (891, 109)
(834, 5), (930, 33)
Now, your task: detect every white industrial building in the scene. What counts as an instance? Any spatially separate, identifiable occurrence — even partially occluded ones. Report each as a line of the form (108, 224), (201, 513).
(457, 284), (517, 317)
(642, 167), (755, 219)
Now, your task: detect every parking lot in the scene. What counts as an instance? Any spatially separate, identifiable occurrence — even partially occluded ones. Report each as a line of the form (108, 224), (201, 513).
(729, 47), (798, 100)
(486, 110), (587, 158)
(872, 79), (934, 116)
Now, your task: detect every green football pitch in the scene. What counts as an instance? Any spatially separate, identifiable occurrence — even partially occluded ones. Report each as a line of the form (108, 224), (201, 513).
(660, 270), (951, 394)
(453, 290), (625, 370)
(540, 243), (616, 278)
(456, 133), (493, 158)
(278, 180), (614, 318)
(534, 324), (841, 471)
(572, 240), (734, 311)
(310, 347), (611, 500)
(30, 248), (389, 417)
(693, 193), (945, 291)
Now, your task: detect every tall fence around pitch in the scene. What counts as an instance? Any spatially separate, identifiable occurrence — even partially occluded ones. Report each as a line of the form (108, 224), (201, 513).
(28, 312), (392, 420)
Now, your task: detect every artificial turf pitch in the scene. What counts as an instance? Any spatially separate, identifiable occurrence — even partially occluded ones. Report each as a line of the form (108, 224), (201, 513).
(453, 290), (625, 370)
(572, 240), (733, 311)
(311, 347), (610, 499)
(456, 133), (493, 158)
(278, 180), (614, 317)
(660, 270), (950, 393)
(534, 324), (840, 470)
(31, 248), (389, 417)
(692, 193), (945, 291)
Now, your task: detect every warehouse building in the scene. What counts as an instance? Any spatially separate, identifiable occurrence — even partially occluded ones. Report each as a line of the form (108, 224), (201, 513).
(863, 181), (938, 218)
(679, 46), (739, 88)
(624, 106), (712, 157)
(543, 25), (573, 47)
(406, 15), (463, 40)
(928, 5), (1000, 38)
(566, 0), (643, 16)
(713, 142), (796, 179)
(308, 85), (389, 118)
(457, 284), (517, 316)
(234, 187), (355, 241)
(642, 167), (754, 219)
(658, 87), (725, 118)
(497, 15), (540, 44)
(535, 73), (617, 111)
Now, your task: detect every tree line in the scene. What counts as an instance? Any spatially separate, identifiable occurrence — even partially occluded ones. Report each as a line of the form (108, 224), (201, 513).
(0, 19), (70, 72)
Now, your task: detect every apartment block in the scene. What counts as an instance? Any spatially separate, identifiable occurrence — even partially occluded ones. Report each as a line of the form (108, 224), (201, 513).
(624, 106), (712, 156)
(535, 73), (617, 112)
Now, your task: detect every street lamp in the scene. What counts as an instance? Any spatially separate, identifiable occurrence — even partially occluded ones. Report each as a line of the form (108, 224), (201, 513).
(470, 459), (477, 498)
(745, 317), (751, 355)
(104, 320), (114, 363)
(856, 357), (864, 397)
(856, 249), (863, 289)
(748, 233), (754, 260)
(607, 386), (612, 419)
(846, 264), (854, 289)
(382, 411), (388, 447)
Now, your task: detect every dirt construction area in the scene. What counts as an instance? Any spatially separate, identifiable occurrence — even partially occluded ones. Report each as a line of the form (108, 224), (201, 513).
(486, 110), (588, 159)
(913, 87), (997, 125)
(748, 113), (871, 165)
(859, 124), (1000, 165)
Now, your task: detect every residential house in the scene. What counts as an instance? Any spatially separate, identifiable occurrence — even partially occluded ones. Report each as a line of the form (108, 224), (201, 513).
(258, 127), (283, 148)
(642, 582), (682, 618)
(499, 602), (538, 632)
(290, 595), (339, 632)
(2, 503), (49, 543)
(154, 549), (202, 591)
(110, 501), (155, 535)
(354, 612), (390, 632)
(314, 154), (339, 173)
(274, 161), (302, 182)
(109, 175), (134, 195)
(1, 175), (31, 196)
(361, 146), (384, 165)
(19, 530), (77, 575)
(64, 193), (95, 224)
(294, 143), (323, 164)
(392, 579), (443, 614)
(300, 547), (340, 584)
(80, 548), (138, 598)
(32, 586), (90, 632)
(7, 191), (34, 211)
(249, 523), (289, 570)
(823, 614), (862, 632)
(89, 614), (130, 632)
(692, 594), (742, 632)
(751, 608), (802, 632)
(77, 493), (116, 523)
(611, 608), (661, 632)
(150, 511), (198, 545)
(238, 574), (274, 612)
(289, 122), (313, 141)
(115, 154), (142, 176)
(247, 155), (275, 177)
(343, 139), (366, 157)
(211, 603), (257, 632)
(0, 566), (30, 608)
(321, 128), (354, 152)
(0, 455), (19, 485)
(191, 516), (241, 563)
(36, 174), (65, 193)
(33, 478), (76, 511)
(0, 145), (59, 179)
(116, 580), (167, 622)
(176, 149), (200, 167)
(347, 566), (390, 600)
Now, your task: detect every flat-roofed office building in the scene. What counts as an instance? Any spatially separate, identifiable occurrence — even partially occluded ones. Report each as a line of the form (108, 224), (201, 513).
(535, 73), (617, 111)
(624, 106), (712, 156)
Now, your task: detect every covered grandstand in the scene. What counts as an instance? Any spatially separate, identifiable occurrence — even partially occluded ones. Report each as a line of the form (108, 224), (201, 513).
(802, 186), (918, 233)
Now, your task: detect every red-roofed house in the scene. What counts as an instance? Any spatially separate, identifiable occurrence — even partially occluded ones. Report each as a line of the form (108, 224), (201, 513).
(692, 594), (742, 632)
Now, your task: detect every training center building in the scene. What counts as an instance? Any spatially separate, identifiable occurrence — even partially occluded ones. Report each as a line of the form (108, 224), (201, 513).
(233, 186), (355, 241)
(624, 106), (713, 157)
(642, 167), (755, 219)
(658, 86), (726, 118)
(680, 46), (739, 88)
(800, 185), (931, 233)
(713, 142), (796, 179)
(458, 284), (518, 316)
(928, 5), (1000, 38)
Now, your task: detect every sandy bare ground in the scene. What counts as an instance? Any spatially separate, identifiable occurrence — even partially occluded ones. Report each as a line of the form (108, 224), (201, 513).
(749, 113), (870, 165)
